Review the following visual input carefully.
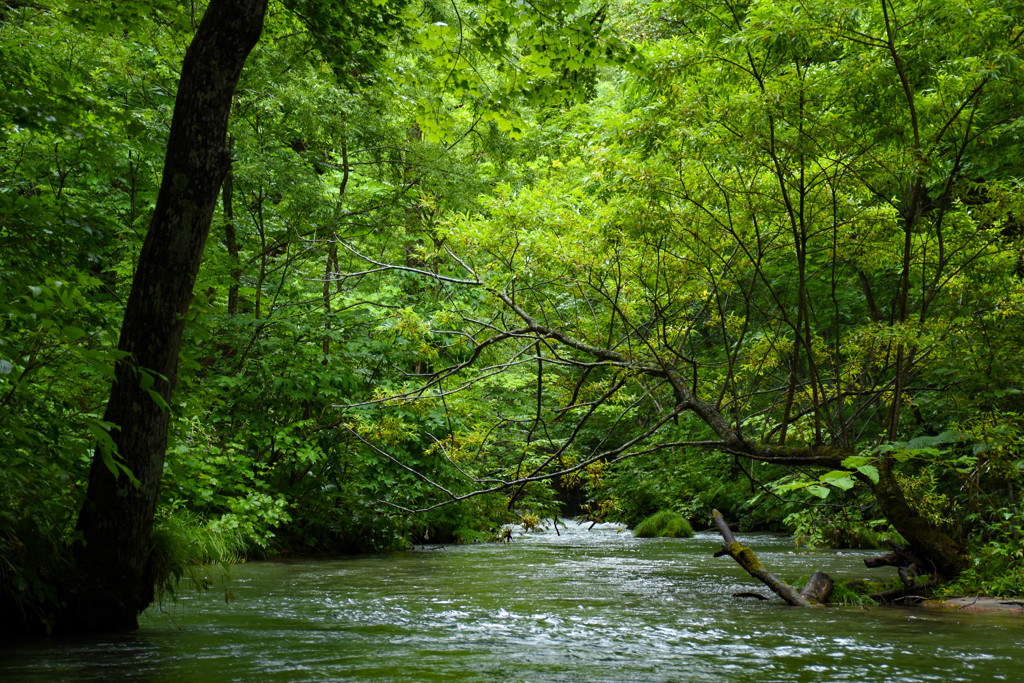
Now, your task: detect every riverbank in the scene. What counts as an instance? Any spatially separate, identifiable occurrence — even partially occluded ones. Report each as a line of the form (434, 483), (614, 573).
(921, 596), (1024, 613)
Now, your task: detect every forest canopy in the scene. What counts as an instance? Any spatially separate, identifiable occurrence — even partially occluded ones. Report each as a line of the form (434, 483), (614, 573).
(1, 0), (1023, 634)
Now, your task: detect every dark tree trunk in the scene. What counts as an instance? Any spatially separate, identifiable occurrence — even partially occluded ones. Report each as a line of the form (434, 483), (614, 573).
(873, 455), (968, 580)
(61, 0), (268, 633)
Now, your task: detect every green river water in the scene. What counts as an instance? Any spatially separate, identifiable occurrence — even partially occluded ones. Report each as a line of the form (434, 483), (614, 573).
(2, 521), (1022, 682)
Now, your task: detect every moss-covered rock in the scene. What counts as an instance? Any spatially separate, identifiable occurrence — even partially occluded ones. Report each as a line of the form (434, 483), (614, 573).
(633, 510), (694, 538)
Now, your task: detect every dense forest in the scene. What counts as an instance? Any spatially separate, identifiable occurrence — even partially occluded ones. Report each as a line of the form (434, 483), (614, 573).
(2, 0), (1023, 635)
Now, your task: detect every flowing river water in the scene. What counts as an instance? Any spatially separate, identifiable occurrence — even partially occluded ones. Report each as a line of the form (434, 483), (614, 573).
(3, 521), (1022, 681)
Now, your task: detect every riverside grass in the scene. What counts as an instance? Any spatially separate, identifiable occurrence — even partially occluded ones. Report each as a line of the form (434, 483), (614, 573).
(149, 512), (251, 602)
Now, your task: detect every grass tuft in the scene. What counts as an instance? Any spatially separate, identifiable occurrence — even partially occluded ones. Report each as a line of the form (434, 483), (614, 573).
(633, 510), (694, 538)
(149, 512), (251, 603)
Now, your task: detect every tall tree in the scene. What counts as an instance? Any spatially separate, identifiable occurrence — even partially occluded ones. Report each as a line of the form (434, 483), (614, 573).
(62, 0), (269, 632)
(362, 0), (1024, 583)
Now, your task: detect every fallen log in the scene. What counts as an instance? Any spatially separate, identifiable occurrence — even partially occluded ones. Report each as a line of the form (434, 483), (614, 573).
(801, 570), (834, 604)
(732, 592), (769, 600)
(711, 509), (832, 606)
(865, 542), (921, 571)
(864, 553), (901, 569)
(864, 541), (925, 594)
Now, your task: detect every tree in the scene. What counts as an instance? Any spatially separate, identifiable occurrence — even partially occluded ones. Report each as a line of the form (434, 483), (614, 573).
(41, 0), (623, 633)
(360, 0), (1024, 584)
(60, 0), (270, 632)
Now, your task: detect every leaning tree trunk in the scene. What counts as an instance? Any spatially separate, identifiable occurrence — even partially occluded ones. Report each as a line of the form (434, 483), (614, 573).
(712, 510), (832, 606)
(61, 0), (268, 632)
(872, 455), (968, 581)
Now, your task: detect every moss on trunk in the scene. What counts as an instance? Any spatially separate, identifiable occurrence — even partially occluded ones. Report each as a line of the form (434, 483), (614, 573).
(873, 456), (967, 580)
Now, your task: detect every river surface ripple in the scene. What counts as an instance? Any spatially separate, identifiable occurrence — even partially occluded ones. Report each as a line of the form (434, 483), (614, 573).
(3, 521), (1022, 681)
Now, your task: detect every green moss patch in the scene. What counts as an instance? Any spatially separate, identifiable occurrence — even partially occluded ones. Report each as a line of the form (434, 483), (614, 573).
(633, 510), (694, 538)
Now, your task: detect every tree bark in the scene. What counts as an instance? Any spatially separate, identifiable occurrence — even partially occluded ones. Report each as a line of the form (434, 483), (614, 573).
(872, 456), (968, 580)
(62, 0), (268, 632)
(799, 571), (833, 605)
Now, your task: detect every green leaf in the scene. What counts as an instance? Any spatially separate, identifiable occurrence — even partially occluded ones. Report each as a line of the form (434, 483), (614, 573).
(855, 465), (879, 484)
(840, 456), (879, 483)
(819, 471), (855, 490)
(806, 485), (831, 499)
(841, 455), (871, 468)
(62, 326), (87, 343)
(146, 388), (169, 411)
(87, 421), (119, 477)
(774, 480), (812, 493)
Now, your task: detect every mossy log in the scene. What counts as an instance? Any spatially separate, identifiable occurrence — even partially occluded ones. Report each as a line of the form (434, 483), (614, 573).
(711, 510), (832, 607)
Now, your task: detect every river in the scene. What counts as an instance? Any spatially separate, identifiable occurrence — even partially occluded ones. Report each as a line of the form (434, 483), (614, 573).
(2, 521), (1021, 681)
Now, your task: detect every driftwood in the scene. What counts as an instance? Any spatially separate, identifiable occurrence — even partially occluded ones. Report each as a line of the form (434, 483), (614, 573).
(865, 541), (921, 572)
(864, 552), (901, 568)
(732, 592), (769, 600)
(800, 570), (834, 604)
(864, 541), (930, 600)
(711, 509), (832, 606)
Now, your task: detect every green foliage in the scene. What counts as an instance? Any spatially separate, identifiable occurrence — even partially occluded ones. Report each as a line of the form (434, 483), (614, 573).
(783, 506), (898, 551)
(593, 446), (783, 531)
(422, 0), (1024, 584)
(149, 511), (252, 603)
(941, 508), (1024, 598)
(283, 0), (410, 86)
(817, 579), (878, 607)
(0, 515), (69, 636)
(633, 510), (693, 538)
(5, 0), (1024, 630)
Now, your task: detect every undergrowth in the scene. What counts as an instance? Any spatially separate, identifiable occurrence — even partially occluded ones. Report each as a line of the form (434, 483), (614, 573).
(149, 512), (254, 603)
